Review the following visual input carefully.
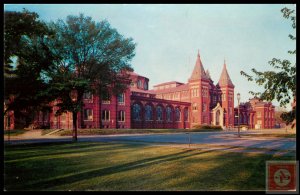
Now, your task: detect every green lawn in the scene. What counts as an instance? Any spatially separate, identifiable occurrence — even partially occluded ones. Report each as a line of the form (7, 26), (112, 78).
(4, 142), (295, 191)
(4, 129), (27, 136)
(241, 133), (296, 138)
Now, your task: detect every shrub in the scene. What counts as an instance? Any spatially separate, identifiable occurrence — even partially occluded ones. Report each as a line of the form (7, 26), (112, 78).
(192, 125), (222, 130)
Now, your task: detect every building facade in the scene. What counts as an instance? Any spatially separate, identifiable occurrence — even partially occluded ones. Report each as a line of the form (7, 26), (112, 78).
(4, 51), (275, 130)
(234, 98), (275, 129)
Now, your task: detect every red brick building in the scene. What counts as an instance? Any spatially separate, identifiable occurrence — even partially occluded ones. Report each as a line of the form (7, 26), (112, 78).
(47, 51), (236, 129)
(4, 51), (275, 130)
(234, 98), (275, 129)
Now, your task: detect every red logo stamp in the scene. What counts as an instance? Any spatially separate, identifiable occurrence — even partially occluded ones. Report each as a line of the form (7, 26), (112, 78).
(266, 161), (298, 192)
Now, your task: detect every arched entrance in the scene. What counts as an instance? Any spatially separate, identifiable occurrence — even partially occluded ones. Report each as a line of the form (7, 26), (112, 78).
(212, 103), (224, 129)
(216, 110), (220, 125)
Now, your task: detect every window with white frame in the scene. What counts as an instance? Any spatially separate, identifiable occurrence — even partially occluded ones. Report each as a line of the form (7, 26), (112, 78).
(191, 88), (199, 97)
(117, 93), (125, 104)
(83, 92), (93, 100)
(101, 110), (110, 121)
(118, 110), (125, 122)
(102, 91), (110, 104)
(84, 109), (93, 121)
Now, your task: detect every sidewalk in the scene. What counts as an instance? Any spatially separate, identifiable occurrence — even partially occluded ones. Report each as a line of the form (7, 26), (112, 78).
(4, 129), (62, 141)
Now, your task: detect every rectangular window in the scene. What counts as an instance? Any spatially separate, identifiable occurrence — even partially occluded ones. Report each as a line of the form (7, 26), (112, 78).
(102, 92), (111, 104)
(83, 92), (93, 100)
(202, 103), (206, 112)
(118, 93), (125, 104)
(102, 110), (110, 121)
(84, 109), (93, 121)
(191, 88), (199, 97)
(118, 110), (125, 122)
(222, 93), (226, 101)
(202, 87), (208, 97)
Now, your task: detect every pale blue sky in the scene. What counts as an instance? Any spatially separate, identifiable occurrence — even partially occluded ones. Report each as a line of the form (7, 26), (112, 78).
(4, 4), (296, 109)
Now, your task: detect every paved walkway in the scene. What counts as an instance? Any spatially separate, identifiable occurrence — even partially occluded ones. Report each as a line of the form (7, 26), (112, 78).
(4, 130), (296, 156)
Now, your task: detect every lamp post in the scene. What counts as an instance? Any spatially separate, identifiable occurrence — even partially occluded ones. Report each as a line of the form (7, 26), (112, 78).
(237, 93), (241, 138)
(70, 88), (78, 142)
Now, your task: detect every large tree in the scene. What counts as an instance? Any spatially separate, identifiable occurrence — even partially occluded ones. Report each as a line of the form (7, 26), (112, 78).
(4, 9), (58, 127)
(45, 14), (135, 141)
(240, 7), (296, 124)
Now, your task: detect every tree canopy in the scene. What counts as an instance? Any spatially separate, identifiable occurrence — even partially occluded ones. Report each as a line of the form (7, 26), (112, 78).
(45, 13), (135, 114)
(4, 9), (57, 123)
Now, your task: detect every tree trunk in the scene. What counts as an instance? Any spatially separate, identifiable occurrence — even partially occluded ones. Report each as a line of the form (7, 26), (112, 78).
(116, 94), (118, 129)
(99, 86), (102, 129)
(73, 111), (78, 142)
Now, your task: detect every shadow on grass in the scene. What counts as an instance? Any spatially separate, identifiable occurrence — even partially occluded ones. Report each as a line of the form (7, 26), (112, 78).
(5, 140), (296, 191)
(15, 147), (219, 190)
(167, 151), (296, 191)
(4, 142), (151, 162)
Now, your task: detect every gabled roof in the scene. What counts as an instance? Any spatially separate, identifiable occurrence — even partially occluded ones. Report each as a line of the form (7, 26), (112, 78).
(218, 60), (234, 88)
(153, 81), (184, 87)
(189, 51), (209, 81)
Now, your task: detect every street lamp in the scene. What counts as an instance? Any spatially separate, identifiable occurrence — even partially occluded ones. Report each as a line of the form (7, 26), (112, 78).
(70, 88), (78, 142)
(237, 93), (241, 138)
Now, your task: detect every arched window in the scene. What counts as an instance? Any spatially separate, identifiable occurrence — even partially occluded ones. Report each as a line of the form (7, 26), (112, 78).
(192, 103), (198, 111)
(137, 80), (142, 88)
(132, 104), (141, 121)
(156, 106), (163, 121)
(166, 106), (172, 122)
(144, 82), (148, 90)
(175, 107), (181, 121)
(184, 108), (189, 122)
(145, 105), (153, 121)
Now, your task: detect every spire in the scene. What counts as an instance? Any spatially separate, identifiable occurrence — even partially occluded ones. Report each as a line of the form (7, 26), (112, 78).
(189, 51), (208, 81)
(218, 60), (234, 87)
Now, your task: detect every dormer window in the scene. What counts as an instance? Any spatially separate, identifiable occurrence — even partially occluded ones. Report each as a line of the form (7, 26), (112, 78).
(137, 80), (142, 88)
(144, 82), (148, 90)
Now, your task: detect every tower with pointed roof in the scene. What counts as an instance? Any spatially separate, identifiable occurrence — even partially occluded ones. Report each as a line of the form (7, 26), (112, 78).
(188, 51), (211, 127)
(217, 59), (235, 128)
